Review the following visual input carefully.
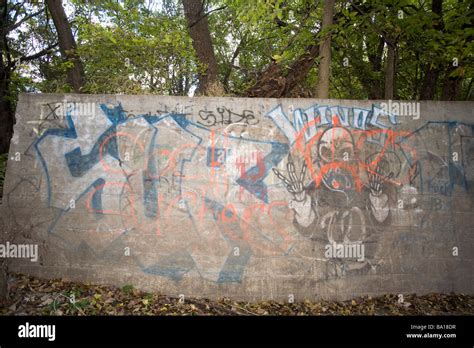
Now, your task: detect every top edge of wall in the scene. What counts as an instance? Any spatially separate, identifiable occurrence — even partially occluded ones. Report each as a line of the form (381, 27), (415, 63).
(17, 92), (474, 104)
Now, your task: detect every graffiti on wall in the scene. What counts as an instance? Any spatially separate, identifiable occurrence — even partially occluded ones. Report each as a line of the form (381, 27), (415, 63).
(5, 100), (474, 284)
(197, 106), (259, 128)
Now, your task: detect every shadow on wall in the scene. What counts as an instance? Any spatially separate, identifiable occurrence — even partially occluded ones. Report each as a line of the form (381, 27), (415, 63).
(0, 153), (7, 205)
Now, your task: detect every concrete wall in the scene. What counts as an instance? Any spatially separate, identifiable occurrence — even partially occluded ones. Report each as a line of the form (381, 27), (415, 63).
(1, 93), (473, 301)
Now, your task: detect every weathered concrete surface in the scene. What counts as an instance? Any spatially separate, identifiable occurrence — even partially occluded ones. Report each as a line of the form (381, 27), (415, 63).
(1, 93), (473, 301)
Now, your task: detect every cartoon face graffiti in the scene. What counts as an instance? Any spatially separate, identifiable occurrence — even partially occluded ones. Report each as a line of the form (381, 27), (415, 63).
(272, 123), (397, 278)
(313, 127), (357, 191)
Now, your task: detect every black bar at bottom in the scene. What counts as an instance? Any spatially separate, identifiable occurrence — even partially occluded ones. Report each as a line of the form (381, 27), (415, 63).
(0, 315), (472, 346)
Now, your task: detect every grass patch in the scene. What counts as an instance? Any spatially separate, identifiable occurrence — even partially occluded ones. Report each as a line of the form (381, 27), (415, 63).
(121, 284), (134, 295)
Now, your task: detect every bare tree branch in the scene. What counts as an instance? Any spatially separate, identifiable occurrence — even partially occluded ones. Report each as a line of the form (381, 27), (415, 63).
(188, 5), (227, 28)
(14, 42), (59, 66)
(2, 7), (45, 35)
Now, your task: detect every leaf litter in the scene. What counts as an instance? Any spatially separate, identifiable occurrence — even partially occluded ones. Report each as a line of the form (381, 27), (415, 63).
(1, 273), (472, 316)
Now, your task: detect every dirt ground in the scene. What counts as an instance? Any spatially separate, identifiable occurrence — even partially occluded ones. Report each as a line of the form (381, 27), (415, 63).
(1, 273), (473, 316)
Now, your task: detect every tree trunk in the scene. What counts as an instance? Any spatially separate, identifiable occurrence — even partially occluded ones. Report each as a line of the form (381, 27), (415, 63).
(46, 0), (85, 92)
(0, 0), (14, 154)
(246, 44), (320, 98)
(384, 41), (397, 99)
(366, 36), (385, 99)
(419, 0), (443, 100)
(441, 65), (461, 100)
(420, 65), (439, 100)
(182, 0), (223, 96)
(0, 85), (13, 155)
(315, 0), (335, 98)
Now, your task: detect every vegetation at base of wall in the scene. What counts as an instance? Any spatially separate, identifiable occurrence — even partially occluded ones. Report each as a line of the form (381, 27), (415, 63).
(1, 274), (473, 316)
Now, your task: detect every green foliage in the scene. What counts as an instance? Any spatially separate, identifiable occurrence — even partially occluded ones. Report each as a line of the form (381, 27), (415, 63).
(329, 0), (473, 100)
(5, 0), (474, 100)
(211, 0), (322, 93)
(4, 1), (65, 93)
(71, 0), (197, 95)
(121, 284), (134, 294)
